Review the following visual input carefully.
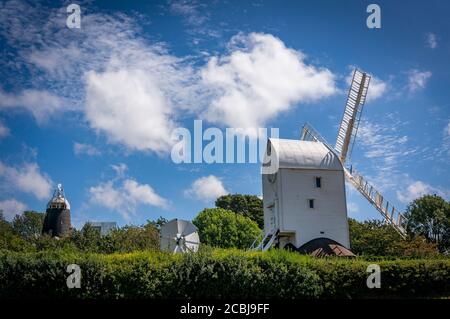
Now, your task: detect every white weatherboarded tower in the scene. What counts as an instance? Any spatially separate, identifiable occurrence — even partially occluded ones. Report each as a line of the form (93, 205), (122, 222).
(261, 139), (350, 250)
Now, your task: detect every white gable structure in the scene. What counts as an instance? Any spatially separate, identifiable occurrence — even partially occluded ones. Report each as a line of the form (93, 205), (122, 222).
(262, 138), (350, 249)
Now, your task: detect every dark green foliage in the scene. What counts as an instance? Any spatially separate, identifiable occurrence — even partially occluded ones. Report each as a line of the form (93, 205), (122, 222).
(305, 256), (450, 298)
(0, 213), (35, 252)
(349, 218), (439, 258)
(193, 208), (261, 249)
(147, 216), (168, 231)
(12, 211), (45, 238)
(0, 249), (448, 299)
(102, 224), (160, 253)
(349, 218), (402, 256)
(0, 215), (160, 254)
(215, 194), (263, 228)
(32, 234), (78, 252)
(405, 195), (450, 252)
(70, 223), (103, 252)
(68, 223), (160, 254)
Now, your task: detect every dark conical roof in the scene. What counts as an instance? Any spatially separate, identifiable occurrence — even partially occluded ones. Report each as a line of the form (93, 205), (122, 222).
(297, 237), (355, 257)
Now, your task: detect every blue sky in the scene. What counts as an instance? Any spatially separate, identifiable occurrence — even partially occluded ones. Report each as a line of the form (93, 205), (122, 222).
(0, 0), (449, 228)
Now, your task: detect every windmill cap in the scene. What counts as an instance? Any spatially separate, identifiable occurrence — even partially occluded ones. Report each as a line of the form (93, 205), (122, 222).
(266, 138), (343, 171)
(47, 183), (70, 209)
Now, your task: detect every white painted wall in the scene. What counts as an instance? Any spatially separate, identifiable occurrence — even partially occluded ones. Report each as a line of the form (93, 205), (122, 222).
(262, 167), (349, 248)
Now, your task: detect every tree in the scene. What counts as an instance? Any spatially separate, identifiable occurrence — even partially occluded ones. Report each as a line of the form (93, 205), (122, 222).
(70, 223), (102, 252)
(12, 211), (45, 238)
(147, 216), (168, 231)
(0, 211), (35, 252)
(0, 211), (13, 249)
(33, 233), (77, 252)
(105, 224), (160, 253)
(193, 208), (261, 249)
(215, 194), (264, 228)
(396, 236), (439, 258)
(349, 218), (404, 256)
(405, 195), (450, 252)
(348, 218), (439, 257)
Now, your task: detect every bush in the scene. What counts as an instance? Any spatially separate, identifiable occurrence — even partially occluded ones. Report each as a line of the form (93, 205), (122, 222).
(193, 208), (261, 249)
(12, 211), (45, 238)
(102, 224), (160, 253)
(0, 215), (161, 254)
(349, 218), (439, 258)
(0, 217), (35, 252)
(405, 195), (450, 252)
(0, 249), (449, 299)
(215, 194), (264, 228)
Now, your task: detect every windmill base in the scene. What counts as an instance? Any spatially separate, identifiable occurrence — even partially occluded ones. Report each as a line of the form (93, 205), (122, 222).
(283, 237), (355, 257)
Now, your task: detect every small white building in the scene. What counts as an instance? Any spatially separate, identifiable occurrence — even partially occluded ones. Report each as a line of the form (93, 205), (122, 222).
(262, 138), (350, 249)
(88, 222), (117, 236)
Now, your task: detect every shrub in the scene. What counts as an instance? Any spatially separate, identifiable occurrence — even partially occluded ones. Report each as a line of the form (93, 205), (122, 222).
(215, 194), (264, 228)
(12, 211), (45, 239)
(405, 195), (450, 252)
(349, 218), (439, 257)
(0, 249), (449, 299)
(193, 208), (261, 249)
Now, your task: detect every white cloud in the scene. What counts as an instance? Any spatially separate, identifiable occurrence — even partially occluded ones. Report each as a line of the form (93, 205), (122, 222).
(438, 120), (450, 159)
(355, 116), (423, 196)
(0, 2), (195, 154)
(89, 181), (124, 211)
(73, 142), (101, 156)
(358, 119), (411, 163)
(123, 179), (168, 208)
(425, 33), (438, 49)
(397, 180), (450, 204)
(366, 76), (388, 102)
(356, 117), (449, 207)
(0, 198), (27, 221)
(185, 175), (228, 202)
(85, 69), (177, 153)
(0, 162), (52, 200)
(201, 33), (337, 128)
(168, 0), (219, 39)
(0, 89), (64, 123)
(0, 120), (9, 138)
(111, 163), (128, 178)
(77, 26), (199, 154)
(407, 69), (432, 92)
(89, 178), (168, 220)
(169, 0), (208, 27)
(1, 3), (338, 153)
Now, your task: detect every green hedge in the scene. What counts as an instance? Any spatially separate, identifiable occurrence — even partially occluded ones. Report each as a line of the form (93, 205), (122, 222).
(0, 249), (449, 299)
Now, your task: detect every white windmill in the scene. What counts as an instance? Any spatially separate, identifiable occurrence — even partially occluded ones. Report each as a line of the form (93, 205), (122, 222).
(160, 219), (200, 253)
(254, 69), (407, 254)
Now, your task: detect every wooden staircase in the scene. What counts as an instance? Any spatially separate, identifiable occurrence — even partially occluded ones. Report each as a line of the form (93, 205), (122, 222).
(250, 229), (279, 251)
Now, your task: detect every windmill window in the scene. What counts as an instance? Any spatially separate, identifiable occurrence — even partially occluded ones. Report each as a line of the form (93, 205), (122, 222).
(315, 177), (322, 188)
(308, 199), (315, 209)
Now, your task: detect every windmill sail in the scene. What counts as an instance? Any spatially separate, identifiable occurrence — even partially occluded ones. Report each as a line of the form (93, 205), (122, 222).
(344, 169), (407, 237)
(160, 219), (200, 253)
(335, 69), (371, 163)
(300, 123), (408, 238)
